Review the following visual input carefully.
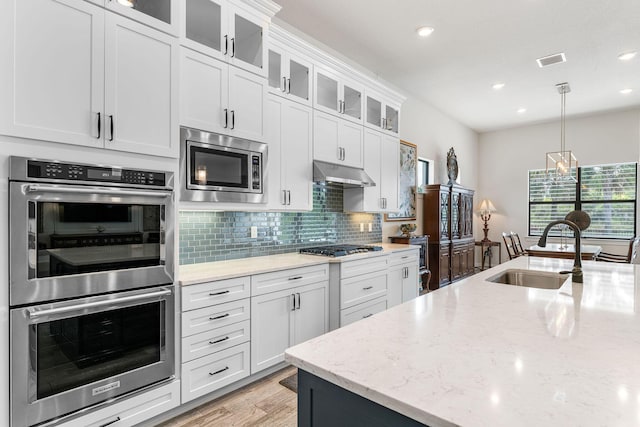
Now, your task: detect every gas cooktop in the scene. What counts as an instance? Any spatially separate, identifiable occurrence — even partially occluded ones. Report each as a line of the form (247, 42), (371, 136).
(299, 244), (383, 257)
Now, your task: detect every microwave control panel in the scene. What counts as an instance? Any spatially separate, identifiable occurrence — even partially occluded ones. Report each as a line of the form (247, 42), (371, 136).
(26, 160), (167, 187)
(252, 155), (261, 190)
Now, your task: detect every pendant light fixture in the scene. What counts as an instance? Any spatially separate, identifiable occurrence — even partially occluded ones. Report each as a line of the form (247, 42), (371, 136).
(546, 82), (578, 182)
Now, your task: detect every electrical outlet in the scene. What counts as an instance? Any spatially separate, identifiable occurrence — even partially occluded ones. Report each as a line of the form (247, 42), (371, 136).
(368, 223), (372, 232)
(250, 226), (258, 239)
(360, 223), (364, 232)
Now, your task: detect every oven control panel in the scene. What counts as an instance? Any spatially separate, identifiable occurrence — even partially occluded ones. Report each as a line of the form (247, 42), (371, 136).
(26, 160), (167, 187)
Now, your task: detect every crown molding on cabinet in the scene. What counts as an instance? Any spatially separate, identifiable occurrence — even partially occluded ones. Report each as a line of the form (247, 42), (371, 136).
(270, 24), (406, 107)
(235, 0), (281, 19)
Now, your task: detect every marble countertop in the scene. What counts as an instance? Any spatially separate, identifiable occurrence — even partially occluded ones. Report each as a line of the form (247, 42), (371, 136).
(285, 256), (640, 427)
(179, 243), (418, 285)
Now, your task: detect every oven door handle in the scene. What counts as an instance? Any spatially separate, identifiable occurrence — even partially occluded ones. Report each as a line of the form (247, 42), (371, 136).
(25, 184), (171, 198)
(27, 289), (172, 319)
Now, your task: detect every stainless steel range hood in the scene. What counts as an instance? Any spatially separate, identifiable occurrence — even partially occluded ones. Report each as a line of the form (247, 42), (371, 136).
(313, 160), (376, 188)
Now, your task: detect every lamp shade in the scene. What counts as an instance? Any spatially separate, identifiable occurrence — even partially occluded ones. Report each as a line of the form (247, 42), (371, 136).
(479, 199), (496, 213)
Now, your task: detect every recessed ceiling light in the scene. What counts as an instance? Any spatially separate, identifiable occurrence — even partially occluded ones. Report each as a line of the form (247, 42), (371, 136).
(618, 51), (637, 61)
(536, 52), (566, 68)
(416, 27), (435, 37)
(620, 88), (633, 95)
(492, 82), (505, 90)
(517, 108), (527, 114)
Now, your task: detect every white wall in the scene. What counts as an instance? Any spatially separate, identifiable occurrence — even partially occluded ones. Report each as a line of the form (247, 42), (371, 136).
(382, 96), (479, 241)
(477, 107), (640, 255)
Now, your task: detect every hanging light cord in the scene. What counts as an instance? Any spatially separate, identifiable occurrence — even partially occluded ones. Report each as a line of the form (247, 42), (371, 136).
(560, 88), (566, 155)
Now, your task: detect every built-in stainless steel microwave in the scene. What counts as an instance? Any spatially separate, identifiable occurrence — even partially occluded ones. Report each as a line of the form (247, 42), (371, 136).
(180, 127), (267, 203)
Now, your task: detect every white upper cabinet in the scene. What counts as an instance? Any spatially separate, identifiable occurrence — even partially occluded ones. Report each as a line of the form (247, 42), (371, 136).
(181, 0), (269, 77)
(267, 42), (312, 106)
(344, 128), (399, 213)
(180, 47), (266, 142)
(98, 0), (179, 36)
(0, 0), (178, 157)
(365, 89), (401, 135)
(266, 95), (313, 211)
(314, 66), (363, 124)
(313, 110), (363, 168)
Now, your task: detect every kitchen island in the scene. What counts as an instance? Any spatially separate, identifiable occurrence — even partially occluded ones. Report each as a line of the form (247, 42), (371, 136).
(285, 256), (640, 426)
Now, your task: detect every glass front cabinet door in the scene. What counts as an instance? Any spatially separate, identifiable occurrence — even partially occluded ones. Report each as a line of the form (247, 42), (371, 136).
(314, 66), (363, 124)
(105, 0), (179, 36)
(182, 0), (267, 77)
(365, 90), (400, 135)
(267, 43), (312, 106)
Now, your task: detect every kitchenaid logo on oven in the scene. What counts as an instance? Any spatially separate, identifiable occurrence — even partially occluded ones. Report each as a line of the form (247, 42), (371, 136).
(92, 381), (121, 396)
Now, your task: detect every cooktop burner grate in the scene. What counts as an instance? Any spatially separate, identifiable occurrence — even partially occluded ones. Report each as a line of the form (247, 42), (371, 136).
(299, 244), (383, 257)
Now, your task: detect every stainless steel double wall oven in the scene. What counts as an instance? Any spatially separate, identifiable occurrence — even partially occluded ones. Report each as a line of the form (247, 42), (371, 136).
(9, 157), (176, 427)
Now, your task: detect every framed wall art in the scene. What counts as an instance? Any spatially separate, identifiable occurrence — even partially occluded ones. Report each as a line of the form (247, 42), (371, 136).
(385, 140), (417, 221)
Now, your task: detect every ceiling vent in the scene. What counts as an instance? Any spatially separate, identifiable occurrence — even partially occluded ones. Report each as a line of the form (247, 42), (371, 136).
(536, 53), (567, 68)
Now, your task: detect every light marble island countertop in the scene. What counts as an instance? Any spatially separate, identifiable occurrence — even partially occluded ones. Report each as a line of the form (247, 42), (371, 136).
(179, 243), (417, 285)
(285, 256), (640, 427)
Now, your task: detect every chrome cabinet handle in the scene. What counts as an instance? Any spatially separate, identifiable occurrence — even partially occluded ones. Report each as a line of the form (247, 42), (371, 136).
(295, 293), (300, 310)
(96, 112), (101, 139)
(363, 286), (373, 290)
(231, 38), (235, 57)
(24, 184), (171, 198)
(209, 290), (230, 296)
(287, 190), (291, 205)
(362, 313), (373, 319)
(231, 110), (235, 129)
(287, 78), (291, 93)
(210, 313), (230, 321)
(108, 115), (114, 141)
(288, 276), (302, 281)
(209, 366), (229, 376)
(282, 77), (286, 92)
(282, 189), (287, 205)
(337, 147), (342, 161)
(291, 294), (296, 311)
(224, 35), (228, 55)
(209, 336), (230, 345)
(223, 109), (228, 128)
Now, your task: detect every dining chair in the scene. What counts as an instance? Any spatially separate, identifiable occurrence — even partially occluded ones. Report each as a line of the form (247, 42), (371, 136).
(502, 232), (519, 260)
(510, 232), (528, 256)
(595, 236), (640, 264)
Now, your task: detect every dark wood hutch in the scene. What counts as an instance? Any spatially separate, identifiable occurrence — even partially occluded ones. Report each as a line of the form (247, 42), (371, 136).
(422, 184), (474, 288)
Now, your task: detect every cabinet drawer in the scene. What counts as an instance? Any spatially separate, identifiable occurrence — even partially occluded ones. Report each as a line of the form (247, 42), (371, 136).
(389, 250), (419, 266)
(340, 296), (387, 327)
(182, 298), (250, 338)
(181, 342), (250, 403)
(182, 276), (251, 311)
(340, 255), (388, 279)
(182, 320), (250, 363)
(251, 264), (329, 296)
(341, 271), (387, 309)
(81, 380), (180, 427)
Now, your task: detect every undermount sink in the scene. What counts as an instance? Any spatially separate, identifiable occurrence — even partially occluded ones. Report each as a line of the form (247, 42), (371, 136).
(486, 269), (570, 289)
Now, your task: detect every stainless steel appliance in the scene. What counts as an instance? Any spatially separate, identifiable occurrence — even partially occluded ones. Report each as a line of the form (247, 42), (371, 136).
(9, 157), (176, 426)
(180, 127), (267, 203)
(299, 244), (383, 257)
(9, 157), (175, 305)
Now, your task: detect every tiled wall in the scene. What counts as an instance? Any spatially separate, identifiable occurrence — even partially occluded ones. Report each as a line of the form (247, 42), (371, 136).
(179, 183), (382, 264)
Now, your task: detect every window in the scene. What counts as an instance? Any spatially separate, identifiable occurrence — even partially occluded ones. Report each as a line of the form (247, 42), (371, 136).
(418, 158), (433, 187)
(528, 162), (637, 239)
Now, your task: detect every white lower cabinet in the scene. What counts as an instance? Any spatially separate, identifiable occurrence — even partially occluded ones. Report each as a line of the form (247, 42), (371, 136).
(340, 295), (387, 327)
(181, 276), (252, 403)
(181, 342), (251, 403)
(388, 250), (420, 308)
(251, 266), (329, 374)
(60, 380), (180, 427)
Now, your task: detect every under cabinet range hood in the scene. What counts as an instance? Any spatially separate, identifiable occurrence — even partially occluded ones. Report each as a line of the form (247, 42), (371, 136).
(313, 160), (376, 188)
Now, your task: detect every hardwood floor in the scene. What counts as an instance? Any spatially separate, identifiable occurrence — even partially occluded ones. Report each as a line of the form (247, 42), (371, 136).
(158, 367), (298, 427)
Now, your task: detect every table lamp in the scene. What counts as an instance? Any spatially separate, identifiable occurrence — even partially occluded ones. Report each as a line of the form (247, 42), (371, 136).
(478, 199), (496, 243)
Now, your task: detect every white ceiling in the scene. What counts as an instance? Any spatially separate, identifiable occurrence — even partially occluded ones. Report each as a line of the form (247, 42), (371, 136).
(272, 0), (640, 133)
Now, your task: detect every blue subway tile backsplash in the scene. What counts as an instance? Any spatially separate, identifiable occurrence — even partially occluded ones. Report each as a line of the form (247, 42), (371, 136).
(179, 183), (382, 265)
